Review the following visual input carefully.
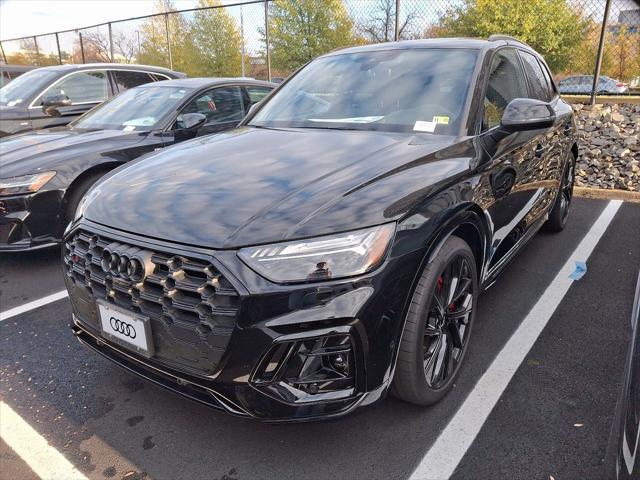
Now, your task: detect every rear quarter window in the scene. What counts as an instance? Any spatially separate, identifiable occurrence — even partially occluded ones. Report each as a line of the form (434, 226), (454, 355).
(519, 50), (552, 102)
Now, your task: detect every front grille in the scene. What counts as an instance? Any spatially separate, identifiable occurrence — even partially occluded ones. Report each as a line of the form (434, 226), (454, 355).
(63, 229), (240, 376)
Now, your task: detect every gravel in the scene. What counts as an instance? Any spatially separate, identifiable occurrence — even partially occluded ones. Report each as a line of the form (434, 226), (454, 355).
(573, 103), (640, 192)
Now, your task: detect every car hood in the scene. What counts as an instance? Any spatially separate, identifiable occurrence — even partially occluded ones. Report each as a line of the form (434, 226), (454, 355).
(0, 128), (148, 178)
(84, 126), (473, 249)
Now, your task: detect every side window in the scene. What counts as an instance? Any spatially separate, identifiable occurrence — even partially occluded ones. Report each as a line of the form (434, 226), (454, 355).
(246, 86), (273, 107)
(151, 73), (171, 82)
(180, 86), (245, 125)
(519, 51), (552, 101)
(483, 49), (528, 131)
(41, 70), (108, 104)
(112, 71), (155, 91)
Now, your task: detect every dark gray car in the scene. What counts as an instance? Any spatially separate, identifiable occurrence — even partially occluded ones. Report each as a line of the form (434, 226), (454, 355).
(0, 63), (185, 137)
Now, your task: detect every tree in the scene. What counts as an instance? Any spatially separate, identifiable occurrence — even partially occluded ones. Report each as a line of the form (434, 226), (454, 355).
(6, 39), (60, 66)
(190, 0), (244, 76)
(605, 25), (640, 83)
(266, 0), (359, 72)
(359, 0), (419, 43)
(137, 0), (199, 73)
(434, 0), (587, 72)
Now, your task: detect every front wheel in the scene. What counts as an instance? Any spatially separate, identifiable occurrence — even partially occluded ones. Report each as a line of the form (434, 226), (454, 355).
(544, 152), (575, 233)
(392, 236), (478, 406)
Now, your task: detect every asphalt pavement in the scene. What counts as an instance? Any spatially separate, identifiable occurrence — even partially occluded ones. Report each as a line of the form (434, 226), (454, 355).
(1, 197), (638, 480)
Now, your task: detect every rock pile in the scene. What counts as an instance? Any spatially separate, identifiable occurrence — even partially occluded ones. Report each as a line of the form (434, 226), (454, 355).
(573, 103), (639, 191)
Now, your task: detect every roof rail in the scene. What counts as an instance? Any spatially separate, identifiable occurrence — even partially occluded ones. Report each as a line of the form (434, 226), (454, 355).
(488, 34), (530, 47)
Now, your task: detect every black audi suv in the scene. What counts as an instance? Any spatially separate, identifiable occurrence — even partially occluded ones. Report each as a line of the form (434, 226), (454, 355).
(0, 63), (184, 137)
(63, 37), (577, 422)
(0, 77), (274, 251)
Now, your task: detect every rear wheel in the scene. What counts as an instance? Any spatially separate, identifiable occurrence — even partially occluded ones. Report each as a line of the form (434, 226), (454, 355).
(392, 236), (478, 405)
(544, 152), (575, 233)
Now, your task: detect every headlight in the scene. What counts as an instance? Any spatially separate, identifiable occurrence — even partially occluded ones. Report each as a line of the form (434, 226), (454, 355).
(0, 171), (56, 196)
(238, 223), (395, 283)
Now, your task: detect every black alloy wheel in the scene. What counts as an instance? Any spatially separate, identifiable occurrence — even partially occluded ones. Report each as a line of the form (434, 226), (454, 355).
(544, 152), (576, 233)
(423, 255), (474, 389)
(392, 236), (478, 405)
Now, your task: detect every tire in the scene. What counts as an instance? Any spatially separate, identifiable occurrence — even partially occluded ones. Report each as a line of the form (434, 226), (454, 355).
(63, 172), (106, 225)
(392, 235), (478, 406)
(543, 151), (576, 233)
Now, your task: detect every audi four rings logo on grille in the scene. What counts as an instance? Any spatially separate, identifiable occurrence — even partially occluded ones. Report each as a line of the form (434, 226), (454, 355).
(109, 317), (137, 338)
(100, 244), (154, 282)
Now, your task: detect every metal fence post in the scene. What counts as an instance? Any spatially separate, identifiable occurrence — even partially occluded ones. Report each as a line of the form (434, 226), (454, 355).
(394, 0), (400, 41)
(164, 13), (173, 70)
(241, 5), (246, 77)
(0, 42), (7, 64)
(108, 22), (115, 61)
(264, 0), (271, 81)
(78, 31), (86, 63)
(33, 36), (39, 64)
(55, 32), (62, 64)
(590, 0), (612, 105)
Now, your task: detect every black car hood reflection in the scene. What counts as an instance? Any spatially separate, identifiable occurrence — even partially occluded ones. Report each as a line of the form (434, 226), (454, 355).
(0, 128), (148, 178)
(85, 126), (472, 249)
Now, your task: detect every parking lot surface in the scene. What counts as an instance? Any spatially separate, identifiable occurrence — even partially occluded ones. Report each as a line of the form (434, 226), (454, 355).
(1, 197), (638, 480)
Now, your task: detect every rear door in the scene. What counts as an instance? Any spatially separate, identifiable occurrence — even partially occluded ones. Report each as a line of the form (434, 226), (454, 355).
(29, 70), (111, 130)
(243, 84), (274, 111)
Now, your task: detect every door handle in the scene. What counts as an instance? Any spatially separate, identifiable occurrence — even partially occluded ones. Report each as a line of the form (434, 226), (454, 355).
(534, 144), (544, 158)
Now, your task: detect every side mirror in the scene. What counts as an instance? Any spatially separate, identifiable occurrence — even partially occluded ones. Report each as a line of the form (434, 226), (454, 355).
(178, 112), (207, 130)
(42, 93), (71, 116)
(248, 101), (262, 115)
(501, 98), (555, 132)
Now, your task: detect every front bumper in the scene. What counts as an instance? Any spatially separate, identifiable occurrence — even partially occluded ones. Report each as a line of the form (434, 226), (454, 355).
(0, 190), (64, 251)
(64, 219), (422, 421)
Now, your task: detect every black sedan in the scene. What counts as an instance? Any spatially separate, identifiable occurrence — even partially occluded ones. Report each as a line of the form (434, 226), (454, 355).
(0, 77), (274, 251)
(64, 37), (577, 422)
(0, 63), (184, 137)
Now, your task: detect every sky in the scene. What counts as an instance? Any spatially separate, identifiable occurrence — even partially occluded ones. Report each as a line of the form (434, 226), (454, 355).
(0, 0), (200, 41)
(2, 0), (639, 45)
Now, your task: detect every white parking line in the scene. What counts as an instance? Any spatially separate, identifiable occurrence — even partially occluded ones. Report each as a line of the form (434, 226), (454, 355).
(410, 200), (623, 480)
(1, 401), (88, 480)
(0, 290), (68, 322)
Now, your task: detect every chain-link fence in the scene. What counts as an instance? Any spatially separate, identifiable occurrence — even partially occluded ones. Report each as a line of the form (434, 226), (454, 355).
(1, 0), (639, 99)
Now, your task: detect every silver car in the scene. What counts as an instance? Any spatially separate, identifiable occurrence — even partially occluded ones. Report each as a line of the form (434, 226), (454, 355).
(559, 75), (628, 94)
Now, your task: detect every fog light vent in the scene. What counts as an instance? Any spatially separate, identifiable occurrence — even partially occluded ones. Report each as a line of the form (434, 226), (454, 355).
(252, 334), (356, 402)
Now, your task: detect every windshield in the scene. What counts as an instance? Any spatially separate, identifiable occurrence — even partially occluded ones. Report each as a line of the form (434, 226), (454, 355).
(250, 48), (478, 134)
(74, 85), (191, 131)
(0, 69), (59, 106)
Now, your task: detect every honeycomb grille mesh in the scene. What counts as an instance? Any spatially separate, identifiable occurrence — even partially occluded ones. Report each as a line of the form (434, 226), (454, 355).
(63, 229), (240, 375)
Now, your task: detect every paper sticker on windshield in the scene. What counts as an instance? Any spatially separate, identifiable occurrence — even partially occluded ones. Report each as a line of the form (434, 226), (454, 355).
(414, 121), (437, 133)
(433, 116), (450, 125)
(123, 125), (136, 132)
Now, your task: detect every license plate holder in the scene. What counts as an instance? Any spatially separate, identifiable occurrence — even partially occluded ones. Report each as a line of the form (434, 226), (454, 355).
(97, 300), (155, 358)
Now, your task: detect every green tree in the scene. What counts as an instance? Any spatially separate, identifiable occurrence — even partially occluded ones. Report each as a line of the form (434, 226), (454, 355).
(190, 0), (243, 77)
(137, 0), (199, 74)
(267, 0), (359, 72)
(435, 0), (587, 72)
